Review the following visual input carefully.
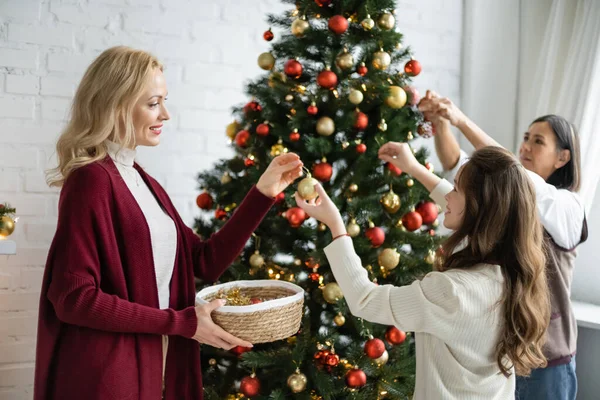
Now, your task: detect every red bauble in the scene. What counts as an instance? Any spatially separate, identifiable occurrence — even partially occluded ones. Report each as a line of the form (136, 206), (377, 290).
(315, 0), (332, 6)
(354, 111), (369, 130)
(404, 59), (422, 76)
(235, 130), (251, 147)
(317, 70), (337, 89)
(402, 211), (423, 232)
(289, 131), (301, 141)
(263, 29), (274, 41)
(314, 349), (330, 362)
(255, 123), (270, 136)
(287, 207), (307, 228)
(356, 143), (367, 154)
(243, 101), (262, 114)
(275, 192), (285, 203)
(215, 208), (227, 220)
(365, 226), (385, 248)
(309, 272), (321, 282)
(307, 103), (318, 116)
(250, 297), (262, 304)
(385, 326), (407, 345)
(364, 338), (386, 359)
(416, 201), (439, 225)
(313, 162), (333, 182)
(240, 375), (261, 398)
(346, 368), (367, 388)
(305, 258), (320, 269)
(387, 162), (402, 176)
(357, 63), (368, 76)
(284, 59), (303, 78)
(325, 353), (340, 367)
(196, 192), (213, 210)
(328, 15), (348, 34)
(231, 345), (252, 356)
(244, 157), (255, 167)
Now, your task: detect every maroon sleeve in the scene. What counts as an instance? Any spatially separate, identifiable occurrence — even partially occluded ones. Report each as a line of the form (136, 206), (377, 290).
(46, 165), (197, 338)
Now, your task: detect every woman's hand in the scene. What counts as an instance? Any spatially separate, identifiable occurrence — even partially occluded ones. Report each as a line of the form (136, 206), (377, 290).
(294, 184), (345, 237)
(418, 90), (467, 128)
(192, 299), (253, 349)
(256, 153), (303, 198)
(378, 142), (421, 175)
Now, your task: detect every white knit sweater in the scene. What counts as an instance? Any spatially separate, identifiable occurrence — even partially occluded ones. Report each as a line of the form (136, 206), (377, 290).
(323, 180), (515, 400)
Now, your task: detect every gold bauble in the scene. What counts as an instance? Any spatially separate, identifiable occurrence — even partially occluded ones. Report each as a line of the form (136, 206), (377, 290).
(380, 190), (401, 214)
(361, 15), (375, 30)
(291, 18), (309, 37)
(249, 251), (265, 268)
(372, 50), (391, 70)
(208, 358), (217, 366)
(322, 282), (343, 303)
(406, 178), (414, 187)
(221, 172), (232, 184)
(334, 313), (346, 326)
(425, 250), (436, 264)
(287, 370), (308, 393)
(342, 141), (350, 149)
(268, 71), (286, 88)
(346, 219), (360, 237)
(336, 51), (354, 70)
(271, 142), (288, 157)
(385, 86), (407, 109)
(318, 223), (327, 232)
(349, 183), (358, 192)
(378, 248), (400, 270)
(407, 131), (414, 140)
(377, 13), (395, 30)
(348, 89), (364, 105)
(285, 94), (294, 102)
(374, 350), (389, 365)
(378, 119), (388, 131)
(0, 216), (15, 238)
(316, 116), (335, 136)
(226, 121), (239, 140)
(294, 258), (302, 266)
(298, 176), (319, 200)
(257, 52), (275, 70)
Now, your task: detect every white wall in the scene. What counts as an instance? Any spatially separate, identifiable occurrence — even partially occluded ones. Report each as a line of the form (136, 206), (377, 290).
(0, 0), (463, 397)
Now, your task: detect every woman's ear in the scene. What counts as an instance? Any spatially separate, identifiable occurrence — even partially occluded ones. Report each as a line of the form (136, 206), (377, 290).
(555, 148), (571, 169)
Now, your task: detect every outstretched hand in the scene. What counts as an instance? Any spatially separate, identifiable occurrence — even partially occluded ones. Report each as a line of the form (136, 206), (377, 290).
(418, 90), (466, 127)
(294, 183), (345, 236)
(192, 299), (253, 350)
(378, 142), (420, 175)
(256, 153), (303, 198)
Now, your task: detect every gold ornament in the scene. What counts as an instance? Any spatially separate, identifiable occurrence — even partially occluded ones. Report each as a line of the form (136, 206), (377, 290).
(342, 141), (350, 149)
(406, 178), (414, 187)
(334, 313), (346, 326)
(268, 71), (286, 88)
(346, 219), (360, 237)
(407, 131), (414, 140)
(372, 49), (391, 70)
(287, 369), (308, 393)
(385, 86), (407, 109)
(298, 176), (319, 200)
(226, 121), (239, 140)
(374, 350), (389, 365)
(378, 119), (388, 131)
(221, 172), (232, 184)
(425, 250), (436, 264)
(291, 18), (309, 37)
(285, 94), (294, 102)
(361, 15), (375, 30)
(378, 248), (400, 270)
(380, 189), (401, 214)
(209, 358), (217, 366)
(257, 52), (275, 70)
(271, 140), (288, 157)
(249, 250), (265, 268)
(316, 116), (335, 136)
(348, 89), (364, 105)
(336, 49), (354, 70)
(349, 183), (358, 192)
(294, 258), (302, 266)
(318, 223), (327, 232)
(0, 216), (15, 238)
(322, 282), (343, 303)
(377, 12), (396, 30)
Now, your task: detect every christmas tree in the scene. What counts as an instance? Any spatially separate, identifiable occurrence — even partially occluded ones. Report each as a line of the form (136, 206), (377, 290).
(194, 1), (443, 398)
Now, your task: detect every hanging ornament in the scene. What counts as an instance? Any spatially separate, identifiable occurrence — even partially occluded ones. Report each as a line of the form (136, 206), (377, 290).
(349, 183), (358, 192)
(287, 207), (307, 228)
(407, 131), (414, 140)
(416, 201), (439, 224)
(0, 215), (16, 238)
(313, 161), (333, 182)
(348, 89), (363, 105)
(406, 178), (414, 187)
(325, 352), (340, 368)
(385, 326), (407, 345)
(361, 14), (375, 30)
(425, 250), (436, 265)
(270, 139), (288, 157)
(318, 222), (327, 232)
(287, 369), (308, 393)
(263, 28), (274, 41)
(387, 162), (402, 176)
(334, 313), (346, 326)
(347, 219), (360, 237)
(404, 58), (422, 76)
(316, 116), (335, 136)
(243, 101), (262, 115)
(354, 110), (368, 130)
(341, 141), (350, 149)
(235, 130), (251, 147)
(231, 345), (252, 356)
(215, 208), (228, 220)
(298, 174), (319, 201)
(308, 272), (321, 282)
(249, 250), (265, 268)
(196, 192), (213, 210)
(226, 120), (240, 140)
(378, 248), (400, 270)
(240, 374), (261, 398)
(380, 189), (401, 213)
(346, 368), (367, 388)
(317, 68), (338, 89)
(291, 17), (309, 37)
(356, 143), (367, 154)
(255, 122), (270, 136)
(402, 211), (423, 231)
(372, 49), (391, 70)
(328, 15), (349, 35)
(257, 52), (275, 70)
(284, 59), (303, 78)
(221, 172), (232, 184)
(374, 350), (389, 365)
(385, 86), (407, 109)
(377, 12), (396, 30)
(275, 192), (286, 203)
(335, 48), (354, 70)
(364, 337), (386, 359)
(322, 282), (343, 303)
(307, 102), (318, 115)
(289, 129), (301, 141)
(285, 94), (294, 102)
(403, 85), (421, 105)
(378, 119), (388, 132)
(315, 0), (332, 6)
(365, 225), (385, 248)
(356, 62), (368, 76)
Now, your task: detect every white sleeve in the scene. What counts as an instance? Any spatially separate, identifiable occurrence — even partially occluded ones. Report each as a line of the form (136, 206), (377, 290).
(429, 179), (454, 210)
(324, 236), (462, 336)
(525, 170), (585, 249)
(443, 149), (470, 183)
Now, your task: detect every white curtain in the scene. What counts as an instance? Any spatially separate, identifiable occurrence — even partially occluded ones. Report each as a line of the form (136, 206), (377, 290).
(517, 0), (600, 212)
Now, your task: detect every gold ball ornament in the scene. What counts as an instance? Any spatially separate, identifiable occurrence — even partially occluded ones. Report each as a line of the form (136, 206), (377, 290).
(322, 282), (344, 303)
(208, 358), (217, 366)
(372, 50), (391, 70)
(374, 350), (389, 365)
(285, 94), (294, 102)
(249, 251), (265, 268)
(425, 250), (436, 264)
(406, 178), (414, 187)
(0, 216), (15, 238)
(380, 190), (401, 214)
(287, 370), (308, 393)
(318, 223), (327, 232)
(346, 219), (360, 237)
(349, 183), (358, 192)
(221, 172), (232, 184)
(271, 141), (288, 157)
(316, 116), (335, 136)
(361, 15), (375, 30)
(378, 248), (400, 270)
(334, 313), (346, 326)
(378, 119), (388, 131)
(385, 86), (407, 109)
(298, 176), (319, 200)
(377, 12), (396, 30)
(336, 50), (354, 70)
(226, 121), (240, 140)
(291, 18), (309, 37)
(294, 258), (302, 266)
(257, 52), (275, 70)
(348, 89), (364, 105)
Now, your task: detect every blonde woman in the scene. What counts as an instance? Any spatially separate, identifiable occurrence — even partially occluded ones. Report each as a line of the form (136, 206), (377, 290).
(35, 46), (303, 400)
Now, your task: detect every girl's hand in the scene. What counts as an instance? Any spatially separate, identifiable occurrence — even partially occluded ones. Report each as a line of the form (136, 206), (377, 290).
(418, 90), (467, 128)
(294, 183), (345, 236)
(256, 153), (303, 198)
(192, 299), (254, 350)
(378, 142), (420, 175)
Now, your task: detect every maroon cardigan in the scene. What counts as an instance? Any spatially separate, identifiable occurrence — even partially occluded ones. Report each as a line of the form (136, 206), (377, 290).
(34, 157), (274, 400)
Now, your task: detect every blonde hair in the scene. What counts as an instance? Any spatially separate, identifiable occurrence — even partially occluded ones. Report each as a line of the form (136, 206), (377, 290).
(46, 46), (163, 187)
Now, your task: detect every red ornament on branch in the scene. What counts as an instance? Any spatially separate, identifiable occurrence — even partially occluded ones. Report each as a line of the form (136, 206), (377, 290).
(354, 111), (368, 130)
(215, 208), (228, 220)
(387, 162), (402, 176)
(196, 192), (213, 210)
(240, 374), (261, 398)
(404, 59), (422, 76)
(346, 368), (367, 388)
(287, 207), (307, 228)
(235, 130), (251, 147)
(263, 29), (274, 41)
(313, 162), (332, 182)
(416, 201), (439, 225)
(365, 226), (385, 248)
(315, 0), (332, 6)
(275, 192), (285, 203)
(356, 62), (368, 76)
(402, 211), (423, 232)
(328, 15), (349, 35)
(289, 130), (301, 141)
(307, 102), (318, 116)
(255, 122), (270, 136)
(364, 338), (386, 359)
(243, 101), (262, 114)
(385, 326), (407, 345)
(230, 346), (252, 356)
(356, 143), (367, 154)
(317, 69), (337, 89)
(284, 59), (303, 78)
(244, 157), (255, 167)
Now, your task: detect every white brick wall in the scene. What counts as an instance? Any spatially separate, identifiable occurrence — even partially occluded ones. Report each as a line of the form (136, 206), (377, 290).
(0, 0), (462, 396)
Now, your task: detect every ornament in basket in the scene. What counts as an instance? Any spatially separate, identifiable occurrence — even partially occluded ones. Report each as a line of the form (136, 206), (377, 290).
(195, 280), (304, 344)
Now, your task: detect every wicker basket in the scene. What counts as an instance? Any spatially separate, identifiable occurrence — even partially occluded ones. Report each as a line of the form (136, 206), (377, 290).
(195, 280), (304, 344)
